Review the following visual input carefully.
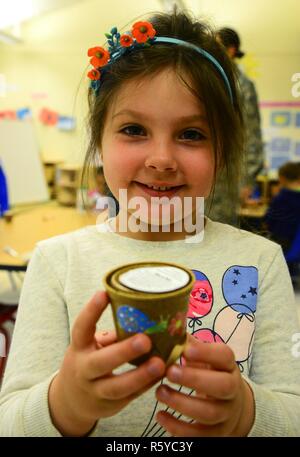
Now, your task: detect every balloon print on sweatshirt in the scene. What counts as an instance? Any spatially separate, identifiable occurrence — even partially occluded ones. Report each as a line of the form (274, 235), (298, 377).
(187, 270), (213, 333)
(213, 265), (258, 371)
(214, 306), (255, 371)
(143, 265), (258, 436)
(192, 327), (224, 344)
(222, 265), (258, 314)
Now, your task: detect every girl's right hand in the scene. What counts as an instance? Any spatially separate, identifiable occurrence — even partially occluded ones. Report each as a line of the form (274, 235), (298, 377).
(48, 291), (166, 436)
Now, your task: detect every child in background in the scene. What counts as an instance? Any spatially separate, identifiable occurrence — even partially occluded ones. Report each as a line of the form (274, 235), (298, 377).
(0, 11), (299, 437)
(264, 161), (300, 253)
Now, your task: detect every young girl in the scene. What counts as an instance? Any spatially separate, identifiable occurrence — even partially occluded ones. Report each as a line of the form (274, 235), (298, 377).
(0, 11), (299, 437)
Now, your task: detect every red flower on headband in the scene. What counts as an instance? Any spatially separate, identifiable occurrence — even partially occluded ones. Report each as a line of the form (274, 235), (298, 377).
(87, 68), (101, 80)
(88, 46), (110, 68)
(120, 34), (133, 47)
(132, 21), (156, 43)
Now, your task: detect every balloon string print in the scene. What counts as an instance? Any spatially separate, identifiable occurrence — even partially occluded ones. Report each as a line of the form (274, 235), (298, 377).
(143, 387), (185, 437)
(144, 384), (192, 438)
(140, 379), (164, 437)
(188, 317), (202, 333)
(237, 312), (255, 322)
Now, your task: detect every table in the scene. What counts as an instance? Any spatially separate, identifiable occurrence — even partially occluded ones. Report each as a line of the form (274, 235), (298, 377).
(238, 203), (269, 234)
(0, 202), (105, 271)
(238, 203), (268, 219)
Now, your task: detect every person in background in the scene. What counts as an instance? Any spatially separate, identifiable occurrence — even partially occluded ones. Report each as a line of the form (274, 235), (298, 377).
(264, 161), (300, 254)
(206, 27), (264, 225)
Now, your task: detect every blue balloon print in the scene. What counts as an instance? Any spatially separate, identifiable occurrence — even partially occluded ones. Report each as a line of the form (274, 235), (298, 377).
(117, 306), (156, 333)
(222, 266), (258, 314)
(192, 270), (209, 281)
(230, 303), (254, 315)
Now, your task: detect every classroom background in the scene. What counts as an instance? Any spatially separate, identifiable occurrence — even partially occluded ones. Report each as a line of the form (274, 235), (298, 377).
(1, 0), (299, 169)
(0, 0), (300, 376)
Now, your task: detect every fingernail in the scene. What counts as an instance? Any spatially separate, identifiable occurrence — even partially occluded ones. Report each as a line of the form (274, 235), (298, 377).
(168, 365), (182, 382)
(132, 335), (147, 353)
(158, 386), (169, 400)
(185, 345), (198, 359)
(147, 362), (162, 377)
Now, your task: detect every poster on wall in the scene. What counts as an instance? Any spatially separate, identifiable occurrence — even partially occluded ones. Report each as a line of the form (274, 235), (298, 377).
(260, 101), (300, 172)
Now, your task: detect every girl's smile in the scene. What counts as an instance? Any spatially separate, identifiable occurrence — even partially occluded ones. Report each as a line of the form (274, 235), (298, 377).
(133, 181), (185, 198)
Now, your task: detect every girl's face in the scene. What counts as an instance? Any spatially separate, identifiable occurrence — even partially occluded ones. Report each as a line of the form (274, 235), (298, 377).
(101, 68), (215, 241)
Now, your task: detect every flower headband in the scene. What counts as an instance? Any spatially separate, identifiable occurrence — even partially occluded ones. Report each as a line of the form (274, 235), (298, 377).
(87, 21), (233, 103)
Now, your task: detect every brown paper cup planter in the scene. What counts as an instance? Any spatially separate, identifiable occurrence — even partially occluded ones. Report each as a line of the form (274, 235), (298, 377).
(103, 262), (195, 366)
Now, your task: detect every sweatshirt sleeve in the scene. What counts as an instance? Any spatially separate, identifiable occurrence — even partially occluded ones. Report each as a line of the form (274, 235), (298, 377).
(0, 245), (70, 436)
(246, 247), (300, 436)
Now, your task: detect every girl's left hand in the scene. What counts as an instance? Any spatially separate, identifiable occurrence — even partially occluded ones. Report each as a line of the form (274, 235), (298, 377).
(155, 334), (255, 437)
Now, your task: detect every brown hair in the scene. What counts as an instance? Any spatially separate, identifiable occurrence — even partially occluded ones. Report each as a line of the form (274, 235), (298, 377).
(279, 162), (300, 182)
(82, 10), (244, 212)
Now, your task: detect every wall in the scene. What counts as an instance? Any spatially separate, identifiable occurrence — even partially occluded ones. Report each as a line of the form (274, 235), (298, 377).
(0, 0), (299, 167)
(0, 0), (162, 165)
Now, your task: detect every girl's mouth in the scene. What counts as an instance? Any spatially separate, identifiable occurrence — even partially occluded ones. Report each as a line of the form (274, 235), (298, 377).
(134, 181), (185, 198)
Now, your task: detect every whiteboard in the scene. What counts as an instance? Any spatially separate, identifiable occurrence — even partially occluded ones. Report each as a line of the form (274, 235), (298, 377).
(0, 120), (49, 205)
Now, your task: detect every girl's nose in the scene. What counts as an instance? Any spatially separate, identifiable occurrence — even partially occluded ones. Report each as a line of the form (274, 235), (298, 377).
(144, 142), (178, 172)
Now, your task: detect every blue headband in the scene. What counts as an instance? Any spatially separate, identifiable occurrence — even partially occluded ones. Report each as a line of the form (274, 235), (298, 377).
(87, 23), (233, 103)
(153, 37), (233, 103)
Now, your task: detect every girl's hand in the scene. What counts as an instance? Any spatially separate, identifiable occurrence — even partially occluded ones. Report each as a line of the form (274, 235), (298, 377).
(155, 334), (255, 437)
(49, 291), (166, 436)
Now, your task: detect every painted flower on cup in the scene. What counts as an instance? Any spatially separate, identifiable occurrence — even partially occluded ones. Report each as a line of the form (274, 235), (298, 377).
(187, 279), (213, 318)
(132, 21), (156, 43)
(168, 312), (186, 336)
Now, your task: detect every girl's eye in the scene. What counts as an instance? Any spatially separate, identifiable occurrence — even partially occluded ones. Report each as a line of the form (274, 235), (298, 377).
(120, 125), (146, 137)
(180, 129), (206, 141)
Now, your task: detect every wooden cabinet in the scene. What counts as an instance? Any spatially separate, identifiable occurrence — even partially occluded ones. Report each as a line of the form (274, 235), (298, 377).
(43, 160), (63, 199)
(56, 164), (82, 206)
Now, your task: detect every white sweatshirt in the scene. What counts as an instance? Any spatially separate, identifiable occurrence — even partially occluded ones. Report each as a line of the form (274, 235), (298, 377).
(0, 218), (299, 436)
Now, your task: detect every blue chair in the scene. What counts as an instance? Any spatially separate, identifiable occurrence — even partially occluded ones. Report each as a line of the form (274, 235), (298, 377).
(0, 272), (23, 380)
(285, 224), (300, 287)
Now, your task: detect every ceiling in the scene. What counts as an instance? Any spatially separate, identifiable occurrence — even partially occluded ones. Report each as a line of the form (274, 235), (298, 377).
(0, 0), (86, 30)
(0, 0), (299, 55)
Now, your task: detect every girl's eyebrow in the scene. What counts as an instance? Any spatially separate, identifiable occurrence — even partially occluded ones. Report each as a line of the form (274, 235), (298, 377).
(112, 109), (207, 123)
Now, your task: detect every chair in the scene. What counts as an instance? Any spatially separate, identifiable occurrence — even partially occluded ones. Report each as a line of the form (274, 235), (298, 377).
(0, 272), (23, 380)
(285, 224), (300, 288)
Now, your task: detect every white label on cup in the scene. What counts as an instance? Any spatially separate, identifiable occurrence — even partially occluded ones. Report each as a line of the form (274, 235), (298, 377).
(119, 266), (190, 293)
